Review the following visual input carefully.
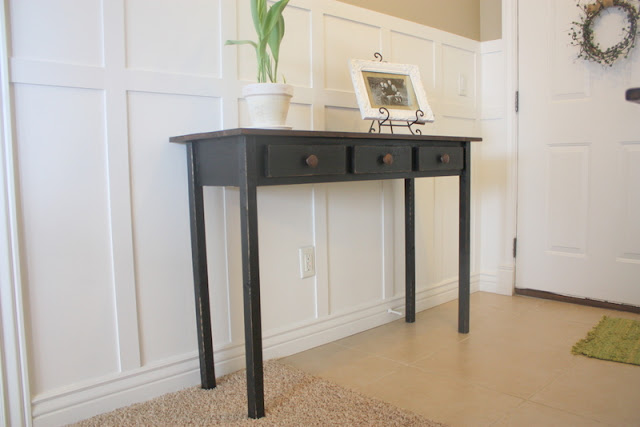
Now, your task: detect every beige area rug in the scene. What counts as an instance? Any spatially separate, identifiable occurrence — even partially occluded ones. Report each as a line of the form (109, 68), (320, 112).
(72, 360), (445, 426)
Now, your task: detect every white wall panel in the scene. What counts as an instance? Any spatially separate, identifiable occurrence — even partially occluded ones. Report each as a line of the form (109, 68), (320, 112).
(436, 177), (461, 280)
(324, 15), (382, 91)
(413, 179), (437, 292)
(257, 185), (317, 332)
(324, 106), (370, 132)
(327, 181), (384, 313)
(477, 118), (507, 273)
(481, 49), (504, 119)
(217, 188), (245, 349)
(437, 116), (477, 137)
(202, 187), (233, 348)
(127, 91), (222, 364)
(125, 0), (221, 76)
(277, 5), (313, 87)
(13, 84), (118, 395)
(208, 185), (318, 342)
(442, 45), (477, 119)
(286, 103), (313, 130)
(9, 0), (103, 66)
(234, 0), (256, 83)
(390, 31), (436, 94)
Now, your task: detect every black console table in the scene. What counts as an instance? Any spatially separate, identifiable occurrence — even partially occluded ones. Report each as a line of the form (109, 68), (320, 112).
(170, 128), (481, 419)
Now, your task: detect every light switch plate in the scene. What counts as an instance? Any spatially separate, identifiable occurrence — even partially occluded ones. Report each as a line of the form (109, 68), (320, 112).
(458, 73), (468, 97)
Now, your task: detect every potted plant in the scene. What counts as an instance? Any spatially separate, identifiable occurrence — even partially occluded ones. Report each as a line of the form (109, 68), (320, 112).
(226, 0), (293, 128)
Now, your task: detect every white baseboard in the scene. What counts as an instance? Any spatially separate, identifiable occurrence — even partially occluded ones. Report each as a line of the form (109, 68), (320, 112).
(496, 265), (515, 295)
(478, 266), (514, 296)
(31, 275), (480, 427)
(31, 354), (201, 427)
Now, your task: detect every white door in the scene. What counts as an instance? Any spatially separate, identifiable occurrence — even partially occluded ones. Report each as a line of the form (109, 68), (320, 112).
(516, 0), (640, 306)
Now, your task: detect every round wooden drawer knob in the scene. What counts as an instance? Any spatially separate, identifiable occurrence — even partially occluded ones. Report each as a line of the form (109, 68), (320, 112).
(382, 153), (394, 165)
(440, 153), (450, 164)
(306, 154), (319, 168)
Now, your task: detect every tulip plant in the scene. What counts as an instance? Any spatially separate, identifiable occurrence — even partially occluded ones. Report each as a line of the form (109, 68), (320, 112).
(226, 0), (290, 83)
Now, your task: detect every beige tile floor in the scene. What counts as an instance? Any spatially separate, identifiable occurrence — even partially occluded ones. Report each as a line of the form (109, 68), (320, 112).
(281, 292), (640, 426)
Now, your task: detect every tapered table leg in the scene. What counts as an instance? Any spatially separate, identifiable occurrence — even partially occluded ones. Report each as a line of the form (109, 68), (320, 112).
(186, 143), (216, 389)
(238, 142), (265, 419)
(458, 141), (471, 334)
(405, 178), (416, 323)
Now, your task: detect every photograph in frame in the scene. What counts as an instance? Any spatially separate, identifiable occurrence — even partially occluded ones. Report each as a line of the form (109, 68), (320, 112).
(349, 59), (434, 123)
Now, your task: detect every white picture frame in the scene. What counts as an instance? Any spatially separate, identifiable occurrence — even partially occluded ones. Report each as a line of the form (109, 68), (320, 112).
(349, 59), (434, 124)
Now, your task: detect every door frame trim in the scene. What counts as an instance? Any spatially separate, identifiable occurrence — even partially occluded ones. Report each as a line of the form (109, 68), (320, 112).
(498, 0), (519, 294)
(0, 0), (33, 425)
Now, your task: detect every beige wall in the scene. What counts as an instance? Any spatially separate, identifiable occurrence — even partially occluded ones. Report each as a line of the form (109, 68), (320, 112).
(481, 0), (502, 41)
(337, 0), (501, 41)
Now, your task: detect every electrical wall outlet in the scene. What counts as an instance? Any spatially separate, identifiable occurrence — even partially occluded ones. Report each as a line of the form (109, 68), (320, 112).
(299, 246), (315, 279)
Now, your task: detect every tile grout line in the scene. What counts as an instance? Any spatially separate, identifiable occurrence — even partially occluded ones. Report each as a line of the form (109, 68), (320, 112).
(486, 399), (529, 427)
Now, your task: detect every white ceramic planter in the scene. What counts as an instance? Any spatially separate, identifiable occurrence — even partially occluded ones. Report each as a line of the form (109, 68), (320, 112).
(242, 83), (294, 129)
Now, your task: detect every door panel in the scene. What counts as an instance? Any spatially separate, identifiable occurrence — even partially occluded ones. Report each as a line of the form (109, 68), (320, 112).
(516, 0), (640, 306)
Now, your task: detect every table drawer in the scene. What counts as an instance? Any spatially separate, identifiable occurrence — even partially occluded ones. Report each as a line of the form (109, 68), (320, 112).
(265, 145), (347, 177)
(352, 146), (412, 174)
(417, 146), (464, 171)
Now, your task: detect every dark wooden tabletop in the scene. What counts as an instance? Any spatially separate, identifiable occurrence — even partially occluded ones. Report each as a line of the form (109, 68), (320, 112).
(170, 128), (482, 143)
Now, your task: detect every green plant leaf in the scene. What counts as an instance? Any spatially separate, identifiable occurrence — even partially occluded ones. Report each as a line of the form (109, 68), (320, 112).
(268, 15), (285, 79)
(263, 0), (289, 82)
(264, 53), (274, 82)
(225, 39), (258, 49)
(256, 42), (268, 82)
(263, 0), (289, 41)
(251, 0), (267, 38)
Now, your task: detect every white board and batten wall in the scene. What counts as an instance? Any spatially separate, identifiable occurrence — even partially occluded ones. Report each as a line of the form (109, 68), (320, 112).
(1, 0), (509, 425)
